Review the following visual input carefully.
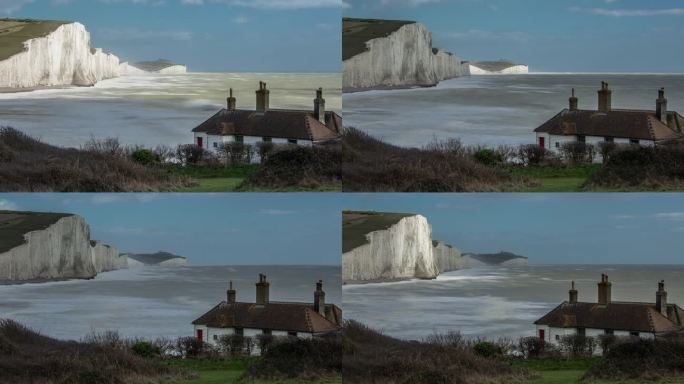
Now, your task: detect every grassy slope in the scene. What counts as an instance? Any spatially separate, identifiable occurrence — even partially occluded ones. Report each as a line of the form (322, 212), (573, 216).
(509, 165), (601, 192)
(167, 358), (341, 384)
(342, 211), (416, 253)
(342, 18), (415, 60)
(0, 19), (70, 61)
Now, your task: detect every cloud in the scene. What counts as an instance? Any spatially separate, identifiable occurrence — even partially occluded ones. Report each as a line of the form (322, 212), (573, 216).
(232, 15), (249, 24)
(0, 0), (33, 13)
(653, 212), (684, 220)
(0, 198), (19, 210)
(183, 0), (341, 8)
(570, 6), (684, 17)
(96, 27), (193, 41)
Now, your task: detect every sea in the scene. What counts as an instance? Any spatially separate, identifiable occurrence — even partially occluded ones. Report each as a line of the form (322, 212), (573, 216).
(343, 73), (684, 147)
(342, 265), (684, 341)
(0, 73), (341, 148)
(0, 265), (341, 341)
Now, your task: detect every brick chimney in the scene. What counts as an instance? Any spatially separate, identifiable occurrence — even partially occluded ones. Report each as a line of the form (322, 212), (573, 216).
(656, 88), (668, 124)
(598, 274), (612, 305)
(227, 88), (236, 111)
(256, 81), (270, 113)
(314, 88), (326, 124)
(598, 82), (612, 112)
(569, 280), (578, 304)
(256, 273), (270, 304)
(569, 88), (578, 111)
(656, 280), (668, 317)
(314, 280), (326, 316)
(227, 280), (236, 304)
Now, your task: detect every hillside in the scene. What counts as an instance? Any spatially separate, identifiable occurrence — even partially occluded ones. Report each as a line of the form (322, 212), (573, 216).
(462, 251), (528, 266)
(342, 210), (416, 253)
(470, 60), (529, 75)
(125, 251), (187, 266)
(342, 18), (416, 61)
(0, 19), (69, 61)
(0, 211), (72, 253)
(131, 59), (185, 72)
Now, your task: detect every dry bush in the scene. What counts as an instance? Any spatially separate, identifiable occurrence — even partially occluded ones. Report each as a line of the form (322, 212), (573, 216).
(560, 142), (596, 165)
(0, 127), (194, 192)
(342, 127), (533, 192)
(238, 143), (341, 191)
(584, 338), (684, 381)
(585, 143), (684, 189)
(342, 320), (531, 384)
(0, 319), (190, 384)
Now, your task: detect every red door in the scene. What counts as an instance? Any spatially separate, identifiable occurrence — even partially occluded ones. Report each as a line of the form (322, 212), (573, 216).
(196, 329), (203, 342)
(538, 136), (545, 148)
(538, 329), (545, 342)
(196, 137), (203, 148)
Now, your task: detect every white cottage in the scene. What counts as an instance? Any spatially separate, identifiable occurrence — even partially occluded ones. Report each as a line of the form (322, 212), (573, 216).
(192, 274), (342, 350)
(535, 274), (684, 346)
(191, 82), (342, 152)
(534, 83), (684, 151)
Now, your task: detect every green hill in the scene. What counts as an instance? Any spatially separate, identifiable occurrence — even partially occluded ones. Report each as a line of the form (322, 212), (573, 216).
(0, 18), (70, 61)
(342, 18), (415, 61)
(342, 211), (416, 253)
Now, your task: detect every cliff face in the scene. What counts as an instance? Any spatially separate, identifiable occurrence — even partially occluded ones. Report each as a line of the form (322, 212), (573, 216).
(342, 214), (439, 282)
(432, 240), (462, 273)
(343, 21), (467, 91)
(0, 213), (126, 283)
(460, 252), (529, 267)
(0, 22), (122, 88)
(469, 61), (529, 75)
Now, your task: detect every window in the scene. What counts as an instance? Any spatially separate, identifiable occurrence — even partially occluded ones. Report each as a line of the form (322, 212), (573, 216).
(630, 139), (640, 145)
(235, 135), (244, 143)
(235, 328), (244, 336)
(604, 137), (614, 143)
(630, 331), (640, 337)
(577, 135), (586, 143)
(555, 335), (560, 341)
(605, 329), (614, 335)
(263, 137), (272, 143)
(288, 331), (298, 337)
(213, 142), (218, 148)
(263, 329), (272, 335)
(555, 142), (560, 148)
(213, 334), (218, 340)
(577, 328), (586, 336)
(288, 139), (297, 145)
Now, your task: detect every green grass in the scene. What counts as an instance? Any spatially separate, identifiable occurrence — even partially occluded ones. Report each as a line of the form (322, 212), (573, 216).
(512, 358), (684, 384)
(176, 178), (244, 192)
(508, 164), (601, 192)
(0, 19), (70, 61)
(165, 358), (340, 384)
(165, 164), (258, 192)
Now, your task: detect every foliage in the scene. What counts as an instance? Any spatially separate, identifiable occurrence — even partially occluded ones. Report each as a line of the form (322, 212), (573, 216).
(558, 334), (596, 357)
(131, 340), (161, 358)
(473, 148), (504, 166)
(131, 148), (161, 165)
(473, 341), (503, 358)
(560, 142), (596, 165)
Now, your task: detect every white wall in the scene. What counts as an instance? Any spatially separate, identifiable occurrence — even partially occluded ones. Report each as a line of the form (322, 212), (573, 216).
(192, 132), (313, 163)
(536, 324), (654, 348)
(193, 324), (313, 355)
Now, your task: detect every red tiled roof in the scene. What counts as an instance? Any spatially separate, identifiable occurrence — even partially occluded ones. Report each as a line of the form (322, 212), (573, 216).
(534, 109), (684, 141)
(192, 108), (342, 142)
(534, 301), (684, 333)
(192, 301), (342, 334)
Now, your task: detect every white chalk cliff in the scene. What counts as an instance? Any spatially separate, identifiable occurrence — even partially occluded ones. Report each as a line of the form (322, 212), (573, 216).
(343, 22), (468, 91)
(469, 63), (529, 75)
(0, 214), (126, 282)
(342, 214), (439, 282)
(433, 240), (463, 273)
(0, 22), (186, 89)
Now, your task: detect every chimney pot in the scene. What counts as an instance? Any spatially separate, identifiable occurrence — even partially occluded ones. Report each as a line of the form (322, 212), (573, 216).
(227, 88), (237, 111)
(256, 274), (270, 304)
(314, 87), (326, 124)
(314, 280), (326, 316)
(256, 81), (270, 112)
(227, 280), (236, 304)
(569, 280), (578, 304)
(597, 82), (612, 112)
(569, 88), (578, 111)
(598, 274), (612, 305)
(656, 87), (668, 124)
(656, 280), (668, 316)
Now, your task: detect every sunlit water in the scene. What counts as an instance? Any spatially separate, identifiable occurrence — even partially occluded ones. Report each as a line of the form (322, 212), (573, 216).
(343, 265), (684, 341)
(343, 74), (684, 147)
(0, 73), (341, 148)
(0, 265), (341, 341)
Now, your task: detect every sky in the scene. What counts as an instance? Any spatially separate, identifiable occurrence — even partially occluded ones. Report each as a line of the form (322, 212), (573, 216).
(0, 193), (340, 266)
(343, 193), (684, 265)
(343, 0), (684, 73)
(2, 0), (341, 72)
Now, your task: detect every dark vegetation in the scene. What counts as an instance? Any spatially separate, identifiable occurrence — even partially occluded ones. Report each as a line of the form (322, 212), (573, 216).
(342, 211), (417, 253)
(0, 319), (190, 384)
(342, 18), (416, 61)
(238, 143), (342, 191)
(584, 338), (684, 381)
(342, 320), (531, 384)
(342, 127), (535, 192)
(0, 127), (194, 192)
(343, 127), (684, 192)
(0, 127), (341, 192)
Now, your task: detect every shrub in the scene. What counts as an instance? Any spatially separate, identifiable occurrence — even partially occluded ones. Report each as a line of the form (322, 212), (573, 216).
(176, 144), (205, 165)
(257, 141), (275, 163)
(517, 144), (547, 166)
(474, 341), (503, 358)
(559, 334), (596, 357)
(598, 141), (617, 163)
(519, 337), (547, 358)
(560, 142), (596, 165)
(584, 338), (684, 381)
(175, 337), (210, 358)
(131, 149), (161, 165)
(598, 334), (617, 355)
(474, 148), (503, 166)
(82, 137), (126, 158)
(257, 334), (275, 355)
(218, 334), (253, 356)
(131, 341), (160, 358)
